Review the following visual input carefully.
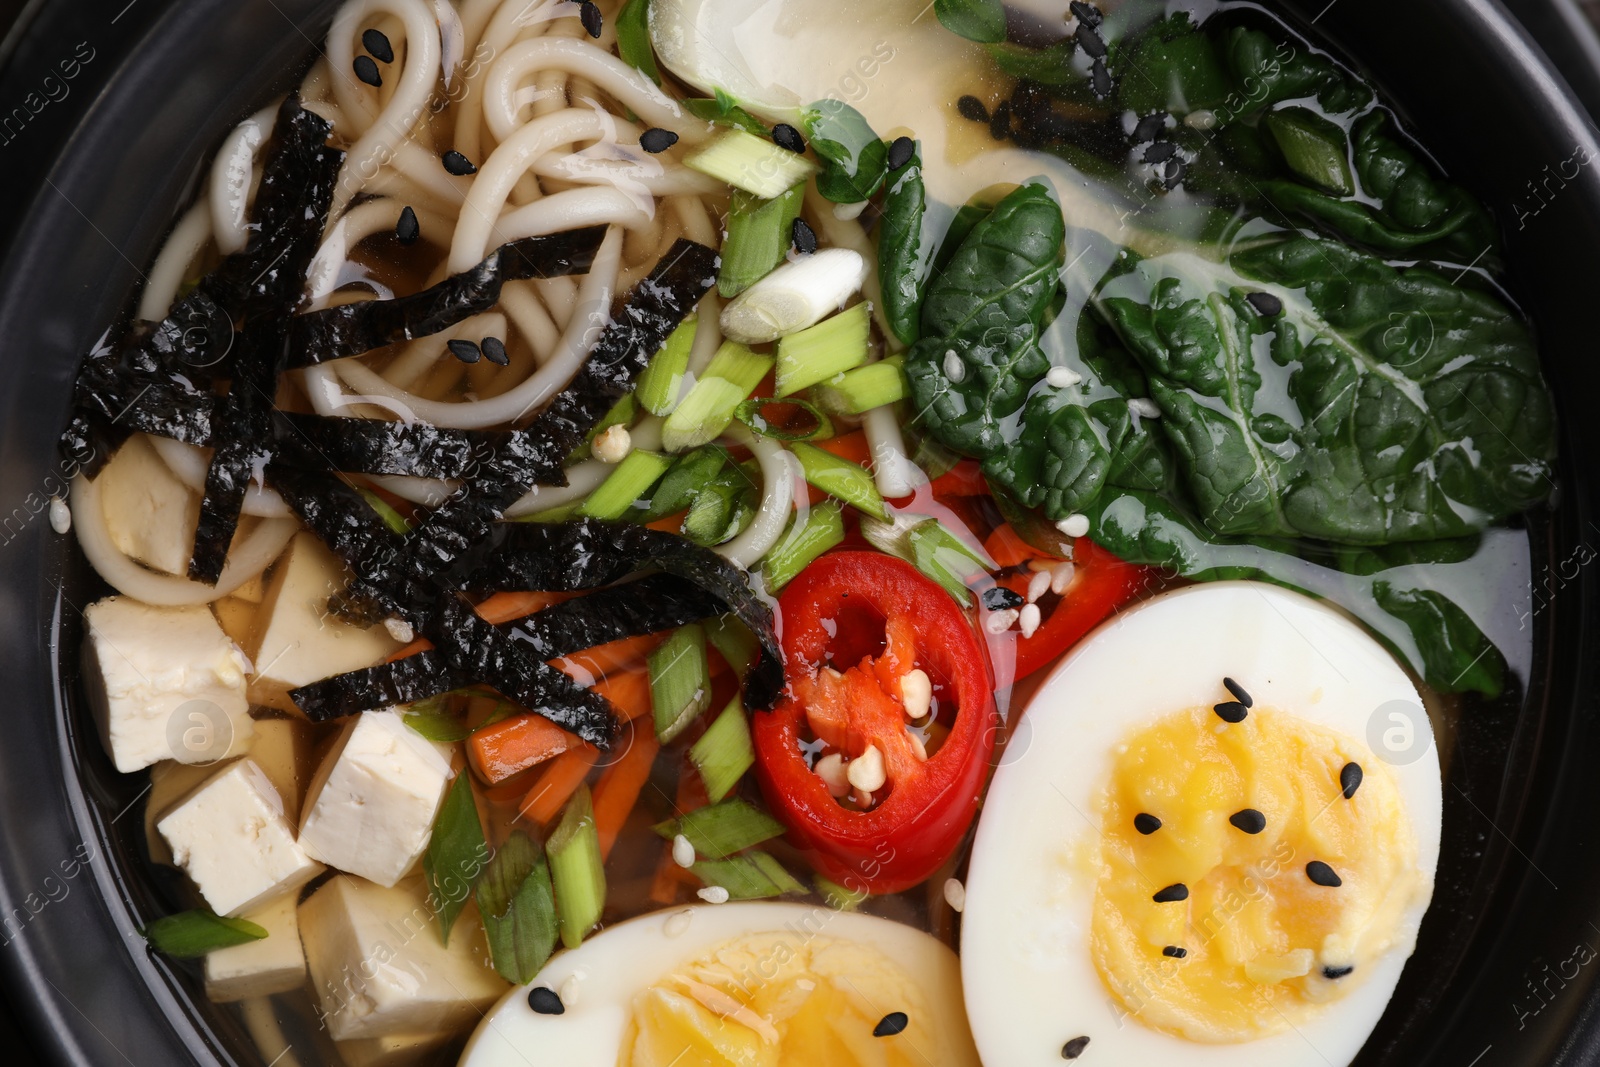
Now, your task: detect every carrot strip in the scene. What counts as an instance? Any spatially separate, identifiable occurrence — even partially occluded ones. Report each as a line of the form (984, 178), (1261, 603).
(518, 745), (600, 824)
(647, 511), (688, 532)
(648, 761), (712, 904)
(469, 714), (573, 784)
(593, 666), (654, 723)
(555, 633), (664, 681)
(812, 430), (872, 467)
(593, 727), (662, 860)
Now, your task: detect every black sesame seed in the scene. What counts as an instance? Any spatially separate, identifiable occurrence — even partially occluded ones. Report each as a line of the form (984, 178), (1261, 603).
(1143, 141), (1177, 164)
(447, 339), (482, 364)
(1163, 158), (1188, 186)
(1323, 964), (1355, 979)
(989, 100), (1012, 141)
(578, 0), (602, 38)
(1246, 292), (1284, 318)
(1069, 1), (1103, 27)
(353, 55), (383, 87)
(1076, 25), (1108, 60)
(1214, 700), (1248, 723)
(639, 127), (679, 154)
(441, 149), (478, 175)
(1090, 61), (1114, 99)
(481, 336), (510, 366)
(1340, 762), (1364, 800)
(887, 135), (916, 171)
(362, 28), (394, 63)
(395, 206), (420, 244)
(1062, 1036), (1091, 1059)
(982, 586), (1025, 611)
(1223, 677), (1254, 707)
(957, 95), (990, 123)
(1306, 861), (1342, 888)
(874, 1011), (909, 1037)
(1134, 812), (1162, 835)
(1132, 113), (1167, 143)
(1162, 945), (1188, 959)
(1229, 808), (1266, 835)
(1152, 883), (1189, 903)
(527, 986), (565, 1014)
(792, 218), (818, 256)
(772, 123), (806, 153)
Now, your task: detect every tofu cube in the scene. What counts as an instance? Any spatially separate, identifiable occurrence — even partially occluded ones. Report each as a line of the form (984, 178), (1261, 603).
(97, 435), (200, 576)
(83, 596), (255, 773)
(157, 759), (323, 916)
(300, 876), (507, 1041)
(204, 891), (306, 1002)
(249, 533), (401, 714)
(334, 1031), (451, 1067)
(144, 759), (216, 866)
(298, 710), (454, 887)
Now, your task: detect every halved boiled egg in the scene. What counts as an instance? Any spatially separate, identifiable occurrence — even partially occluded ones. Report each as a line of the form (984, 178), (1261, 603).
(961, 581), (1442, 1065)
(460, 901), (980, 1066)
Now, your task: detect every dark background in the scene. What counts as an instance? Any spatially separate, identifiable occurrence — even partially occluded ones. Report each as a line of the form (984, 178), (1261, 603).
(0, 0), (1595, 1064)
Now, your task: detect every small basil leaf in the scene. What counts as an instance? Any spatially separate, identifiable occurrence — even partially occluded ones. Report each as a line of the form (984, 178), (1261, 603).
(801, 100), (889, 203)
(424, 773), (489, 945)
(475, 831), (559, 985)
(142, 910), (267, 959)
(934, 0), (1007, 44)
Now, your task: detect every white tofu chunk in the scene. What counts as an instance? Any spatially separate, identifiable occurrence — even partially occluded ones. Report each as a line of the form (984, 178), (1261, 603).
(248, 533), (401, 714)
(157, 759), (323, 916)
(249, 717), (311, 824)
(300, 876), (507, 1041)
(83, 596), (255, 773)
(298, 710), (454, 887)
(144, 759), (216, 866)
(204, 892), (306, 1002)
(97, 435), (200, 576)
(335, 1031), (451, 1067)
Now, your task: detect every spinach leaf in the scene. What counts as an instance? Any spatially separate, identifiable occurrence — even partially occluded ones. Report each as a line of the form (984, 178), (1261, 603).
(615, 0), (660, 85)
(476, 831), (559, 985)
(877, 143), (929, 346)
(905, 183), (1065, 457)
(935, 0), (1007, 44)
(424, 773), (488, 944)
(142, 910), (268, 958)
(1372, 581), (1504, 697)
(801, 101), (889, 203)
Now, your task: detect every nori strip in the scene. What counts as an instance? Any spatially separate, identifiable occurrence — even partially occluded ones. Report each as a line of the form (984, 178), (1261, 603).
(273, 413), (561, 483)
(290, 650), (466, 722)
(73, 373), (216, 446)
(286, 226), (608, 367)
(267, 465), (401, 579)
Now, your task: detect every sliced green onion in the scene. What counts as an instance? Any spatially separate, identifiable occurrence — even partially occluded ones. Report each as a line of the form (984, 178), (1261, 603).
(567, 394), (637, 463)
(1263, 107), (1354, 196)
(661, 342), (774, 453)
(705, 613), (759, 679)
(692, 851), (806, 899)
(815, 876), (868, 912)
(614, 0), (660, 84)
(142, 910), (268, 959)
(635, 318), (697, 416)
(476, 831), (559, 985)
(685, 129), (818, 199)
(775, 302), (871, 396)
(546, 785), (606, 950)
(812, 356), (909, 416)
(681, 481), (739, 546)
(721, 248), (869, 345)
(762, 499), (846, 592)
(650, 624), (712, 743)
(643, 445), (728, 520)
(735, 395), (832, 442)
(862, 514), (994, 607)
(720, 185), (806, 298)
(791, 441), (889, 521)
(357, 486), (412, 535)
(653, 797), (786, 859)
(518, 502), (585, 524)
(424, 772), (487, 945)
(690, 697), (756, 803)
(578, 449), (673, 521)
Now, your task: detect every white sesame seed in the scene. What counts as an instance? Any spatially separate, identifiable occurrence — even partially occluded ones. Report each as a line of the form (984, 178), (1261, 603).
(672, 833), (696, 868)
(985, 608), (1020, 634)
(592, 423), (633, 464)
(899, 668), (932, 720)
(663, 908), (694, 938)
(48, 496), (71, 534)
(697, 885), (731, 904)
(1027, 569), (1052, 604)
(1045, 366), (1083, 389)
(1128, 397), (1161, 419)
(1185, 109), (1217, 130)
(815, 752), (850, 797)
(943, 350), (966, 383)
(906, 729), (928, 762)
(383, 617), (415, 644)
(1056, 513), (1091, 538)
(944, 877), (967, 913)
(1019, 603), (1042, 639)
(847, 744), (887, 792)
(1051, 561), (1078, 595)
(560, 974), (581, 1006)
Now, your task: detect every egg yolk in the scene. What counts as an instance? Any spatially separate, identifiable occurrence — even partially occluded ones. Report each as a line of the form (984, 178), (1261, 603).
(1090, 705), (1425, 1042)
(618, 931), (933, 1067)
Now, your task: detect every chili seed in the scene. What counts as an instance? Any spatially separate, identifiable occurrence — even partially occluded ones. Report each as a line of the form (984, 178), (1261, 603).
(1229, 808), (1266, 835)
(1246, 292), (1284, 317)
(1323, 964), (1354, 979)
(441, 149), (477, 175)
(1062, 1036), (1091, 1059)
(1214, 700), (1248, 723)
(528, 986), (565, 1015)
(1223, 677), (1254, 706)
(957, 95), (990, 123)
(772, 123), (806, 153)
(982, 586), (1024, 611)
(362, 28), (394, 63)
(1134, 812), (1161, 835)
(579, 0), (602, 38)
(353, 55), (382, 87)
(448, 339), (482, 364)
(1162, 945), (1188, 959)
(874, 1011), (909, 1037)
(1306, 861), (1342, 888)
(1340, 761), (1364, 799)
(888, 135), (915, 170)
(1152, 883), (1189, 903)
(481, 337), (510, 366)
(640, 127), (679, 154)
(792, 218), (818, 255)
(1069, 1), (1103, 27)
(395, 206), (420, 244)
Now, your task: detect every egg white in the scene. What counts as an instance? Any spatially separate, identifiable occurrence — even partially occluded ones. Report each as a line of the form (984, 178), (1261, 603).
(460, 901), (976, 1066)
(960, 581), (1443, 1066)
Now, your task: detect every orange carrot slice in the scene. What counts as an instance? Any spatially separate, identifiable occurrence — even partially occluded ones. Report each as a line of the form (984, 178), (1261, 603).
(593, 727), (662, 861)
(469, 714), (573, 785)
(519, 745), (600, 824)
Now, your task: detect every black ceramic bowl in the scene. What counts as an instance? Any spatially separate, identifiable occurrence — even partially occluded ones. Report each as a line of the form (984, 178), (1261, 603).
(1, 0), (1598, 1064)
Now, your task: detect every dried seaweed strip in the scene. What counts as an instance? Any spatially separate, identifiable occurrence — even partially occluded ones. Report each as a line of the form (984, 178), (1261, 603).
(267, 466), (401, 585)
(286, 227), (608, 367)
(289, 650), (465, 723)
(73, 373), (217, 446)
(271, 413), (544, 482)
(504, 575), (722, 658)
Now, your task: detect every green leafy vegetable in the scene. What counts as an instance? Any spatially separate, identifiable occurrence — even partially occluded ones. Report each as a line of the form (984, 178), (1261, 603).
(692, 851), (806, 899)
(878, 143), (929, 346)
(934, 0), (1006, 43)
(357, 486), (411, 535)
(801, 100), (889, 203)
(615, 0), (660, 85)
(476, 831), (559, 985)
(424, 773), (488, 944)
(653, 797), (785, 859)
(142, 910), (267, 959)
(719, 185), (806, 297)
(547, 786), (606, 950)
(683, 89), (769, 137)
